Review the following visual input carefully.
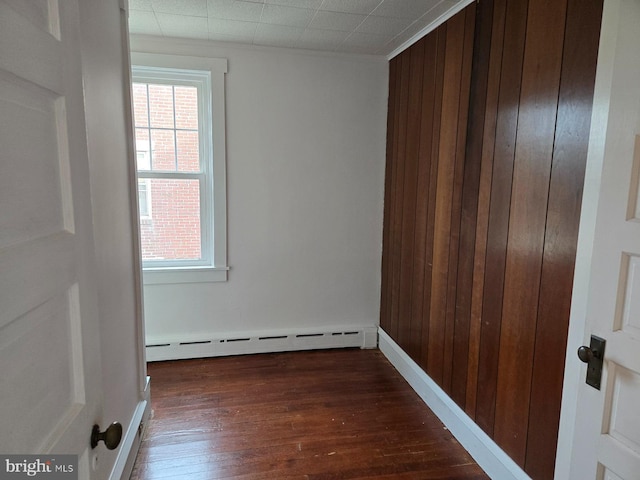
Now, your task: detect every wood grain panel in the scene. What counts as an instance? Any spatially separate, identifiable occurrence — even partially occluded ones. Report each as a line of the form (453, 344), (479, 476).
(466, 0), (507, 418)
(450, 0), (491, 407)
(426, 11), (467, 386)
(474, 0), (529, 435)
(409, 35), (438, 366)
(524, 0), (603, 477)
(388, 52), (410, 340)
(493, 0), (569, 463)
(443, 4), (476, 394)
(379, 57), (398, 335)
(382, 56), (398, 335)
(420, 25), (447, 372)
(397, 41), (425, 357)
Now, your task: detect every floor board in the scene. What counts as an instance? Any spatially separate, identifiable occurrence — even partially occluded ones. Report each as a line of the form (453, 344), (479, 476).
(131, 349), (488, 480)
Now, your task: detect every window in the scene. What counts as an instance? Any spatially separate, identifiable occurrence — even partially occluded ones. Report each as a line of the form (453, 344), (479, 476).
(136, 149), (152, 219)
(137, 178), (151, 219)
(130, 53), (228, 283)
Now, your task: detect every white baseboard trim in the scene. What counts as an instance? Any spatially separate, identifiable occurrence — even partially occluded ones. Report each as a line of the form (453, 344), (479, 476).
(378, 328), (531, 480)
(111, 376), (151, 480)
(145, 325), (378, 362)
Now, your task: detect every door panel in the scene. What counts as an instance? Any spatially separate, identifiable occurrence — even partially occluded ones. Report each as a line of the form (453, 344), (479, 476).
(0, 0), (103, 475)
(616, 252), (640, 337)
(0, 79), (69, 245)
(563, 0), (640, 478)
(603, 363), (640, 451)
(2, 287), (84, 453)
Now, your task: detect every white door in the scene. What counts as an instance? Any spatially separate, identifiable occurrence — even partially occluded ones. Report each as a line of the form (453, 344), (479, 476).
(558, 0), (640, 478)
(0, 0), (107, 477)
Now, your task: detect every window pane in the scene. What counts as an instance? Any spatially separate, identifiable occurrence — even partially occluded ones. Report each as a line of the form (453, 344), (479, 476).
(148, 84), (174, 129)
(138, 179), (150, 217)
(135, 128), (151, 170)
(176, 130), (200, 172)
(150, 129), (176, 171)
(132, 83), (149, 128)
(174, 86), (198, 130)
(139, 178), (201, 261)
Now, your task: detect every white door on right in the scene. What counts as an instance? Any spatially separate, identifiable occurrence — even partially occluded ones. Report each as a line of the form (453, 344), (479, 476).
(564, 0), (640, 478)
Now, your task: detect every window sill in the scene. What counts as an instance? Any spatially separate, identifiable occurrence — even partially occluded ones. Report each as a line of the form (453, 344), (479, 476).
(142, 266), (229, 285)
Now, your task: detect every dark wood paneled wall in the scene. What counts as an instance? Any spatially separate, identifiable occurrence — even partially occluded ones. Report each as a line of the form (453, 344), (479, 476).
(380, 1), (603, 478)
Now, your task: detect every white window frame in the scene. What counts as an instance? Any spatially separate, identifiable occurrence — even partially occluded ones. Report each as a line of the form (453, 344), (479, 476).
(131, 53), (228, 284)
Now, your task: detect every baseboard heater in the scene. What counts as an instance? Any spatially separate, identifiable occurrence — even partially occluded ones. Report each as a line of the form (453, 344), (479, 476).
(145, 326), (378, 362)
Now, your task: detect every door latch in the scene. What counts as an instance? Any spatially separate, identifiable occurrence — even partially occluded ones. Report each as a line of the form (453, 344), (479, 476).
(577, 335), (606, 390)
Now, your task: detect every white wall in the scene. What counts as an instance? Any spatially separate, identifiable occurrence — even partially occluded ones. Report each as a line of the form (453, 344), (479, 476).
(130, 36), (389, 344)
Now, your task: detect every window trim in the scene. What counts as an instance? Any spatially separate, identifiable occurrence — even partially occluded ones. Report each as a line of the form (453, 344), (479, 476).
(131, 52), (228, 284)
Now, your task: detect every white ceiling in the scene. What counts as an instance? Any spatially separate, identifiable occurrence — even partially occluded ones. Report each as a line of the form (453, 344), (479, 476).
(128, 0), (465, 56)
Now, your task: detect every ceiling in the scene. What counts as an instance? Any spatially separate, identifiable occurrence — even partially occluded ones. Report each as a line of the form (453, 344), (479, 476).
(128, 0), (465, 56)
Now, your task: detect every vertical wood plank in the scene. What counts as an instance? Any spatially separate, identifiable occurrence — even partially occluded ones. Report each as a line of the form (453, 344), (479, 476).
(450, 0), (492, 407)
(383, 54), (403, 337)
(410, 35), (438, 365)
(466, 0), (507, 418)
(388, 52), (411, 341)
(443, 4), (476, 394)
(524, 0), (603, 477)
(494, 0), (569, 464)
(474, 0), (529, 436)
(397, 41), (426, 358)
(420, 24), (447, 372)
(379, 57), (399, 334)
(427, 12), (466, 385)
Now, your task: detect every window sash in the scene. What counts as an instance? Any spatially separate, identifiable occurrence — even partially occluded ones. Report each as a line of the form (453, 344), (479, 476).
(132, 67), (214, 269)
(138, 173), (209, 269)
(133, 81), (201, 174)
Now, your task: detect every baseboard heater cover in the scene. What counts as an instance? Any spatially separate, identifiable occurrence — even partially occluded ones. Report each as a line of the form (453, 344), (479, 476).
(145, 326), (378, 362)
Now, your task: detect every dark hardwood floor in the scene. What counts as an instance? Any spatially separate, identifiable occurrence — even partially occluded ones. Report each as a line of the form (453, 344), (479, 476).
(130, 349), (488, 479)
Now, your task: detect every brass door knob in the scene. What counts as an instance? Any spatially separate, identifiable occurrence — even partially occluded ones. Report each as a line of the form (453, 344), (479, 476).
(91, 422), (122, 450)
